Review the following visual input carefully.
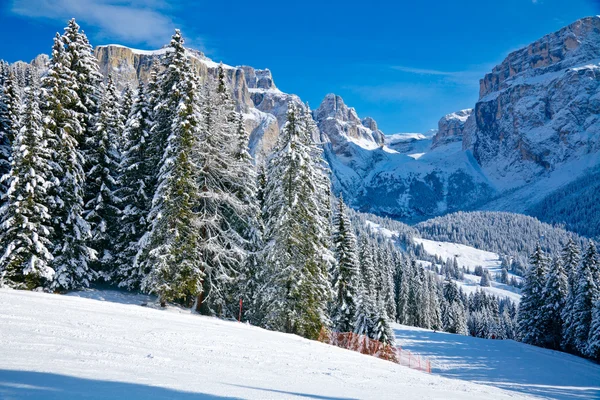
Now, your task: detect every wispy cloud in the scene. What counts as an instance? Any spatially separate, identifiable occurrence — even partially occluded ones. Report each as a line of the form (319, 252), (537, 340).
(391, 64), (493, 87)
(9, 0), (181, 47)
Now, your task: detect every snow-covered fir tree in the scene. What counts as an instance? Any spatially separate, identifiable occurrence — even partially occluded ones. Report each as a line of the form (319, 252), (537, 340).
(191, 67), (248, 316)
(114, 81), (153, 289)
(518, 244), (549, 346)
(442, 276), (467, 334)
(540, 257), (568, 349)
(561, 238), (582, 352)
(354, 235), (377, 337)
(570, 242), (599, 355)
(120, 85), (134, 130)
(140, 30), (205, 308)
(0, 82), (56, 289)
(84, 76), (123, 278)
(588, 299), (600, 360)
(262, 102), (332, 339)
(331, 195), (359, 333)
(43, 33), (94, 291)
(232, 112), (264, 324)
(0, 72), (21, 208)
(62, 18), (102, 150)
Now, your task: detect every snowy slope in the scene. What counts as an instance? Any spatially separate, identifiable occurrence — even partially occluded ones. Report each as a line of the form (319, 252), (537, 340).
(366, 220), (521, 302)
(0, 289), (531, 400)
(413, 237), (522, 302)
(393, 324), (600, 400)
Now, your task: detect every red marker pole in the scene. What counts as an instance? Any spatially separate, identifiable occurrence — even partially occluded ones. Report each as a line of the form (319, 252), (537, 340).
(238, 297), (243, 322)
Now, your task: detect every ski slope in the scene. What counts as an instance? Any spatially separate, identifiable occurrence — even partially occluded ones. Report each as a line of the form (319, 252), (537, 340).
(0, 289), (530, 400)
(393, 324), (600, 400)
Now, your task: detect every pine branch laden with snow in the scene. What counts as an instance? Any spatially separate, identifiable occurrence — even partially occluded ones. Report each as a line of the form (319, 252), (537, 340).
(113, 81), (153, 290)
(84, 76), (123, 278)
(140, 30), (206, 307)
(331, 195), (360, 333)
(261, 102), (332, 339)
(42, 32), (94, 292)
(0, 80), (56, 289)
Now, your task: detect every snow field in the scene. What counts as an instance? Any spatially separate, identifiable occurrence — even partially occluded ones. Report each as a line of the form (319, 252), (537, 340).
(0, 289), (531, 399)
(393, 324), (600, 400)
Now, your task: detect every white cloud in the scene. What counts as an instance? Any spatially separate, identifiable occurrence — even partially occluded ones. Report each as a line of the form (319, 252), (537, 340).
(10, 0), (179, 47)
(390, 64), (495, 87)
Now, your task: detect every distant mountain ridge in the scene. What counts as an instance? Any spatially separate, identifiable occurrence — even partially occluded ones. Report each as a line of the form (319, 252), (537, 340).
(15, 16), (600, 237)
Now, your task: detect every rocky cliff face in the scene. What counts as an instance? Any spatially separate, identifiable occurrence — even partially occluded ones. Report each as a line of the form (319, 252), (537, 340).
(464, 16), (600, 188)
(14, 16), (600, 232)
(432, 109), (472, 149)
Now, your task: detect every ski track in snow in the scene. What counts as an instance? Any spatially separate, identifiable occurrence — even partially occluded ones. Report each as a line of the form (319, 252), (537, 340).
(0, 289), (532, 400)
(393, 324), (600, 400)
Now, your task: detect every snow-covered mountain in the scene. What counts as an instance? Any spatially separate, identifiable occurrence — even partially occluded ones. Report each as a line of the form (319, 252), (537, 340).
(23, 16), (599, 234)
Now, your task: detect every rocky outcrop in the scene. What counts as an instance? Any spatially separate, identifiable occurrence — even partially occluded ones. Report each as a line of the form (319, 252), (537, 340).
(464, 16), (600, 187)
(314, 94), (385, 146)
(93, 45), (254, 110)
(12, 17), (600, 230)
(432, 109), (472, 149)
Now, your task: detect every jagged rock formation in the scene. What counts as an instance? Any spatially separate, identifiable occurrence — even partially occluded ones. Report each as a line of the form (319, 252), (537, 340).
(464, 16), (600, 188)
(8, 16), (600, 235)
(432, 109), (472, 149)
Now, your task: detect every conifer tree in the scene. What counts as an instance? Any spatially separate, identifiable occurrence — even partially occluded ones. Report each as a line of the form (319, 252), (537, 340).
(62, 18), (102, 149)
(220, 101), (263, 321)
(561, 238), (581, 352)
(141, 30), (204, 307)
(84, 76), (123, 278)
(114, 81), (153, 289)
(588, 299), (600, 360)
(518, 244), (549, 346)
(43, 33), (94, 291)
(571, 242), (599, 354)
(262, 102), (332, 339)
(395, 257), (409, 324)
(541, 257), (568, 349)
(0, 83), (56, 289)
(0, 72), (21, 207)
(331, 195), (360, 332)
(120, 85), (134, 129)
(191, 69), (247, 316)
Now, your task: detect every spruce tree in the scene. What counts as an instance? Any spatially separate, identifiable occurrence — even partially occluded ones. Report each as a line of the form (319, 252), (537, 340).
(561, 238), (581, 352)
(0, 72), (21, 208)
(541, 257), (568, 349)
(262, 102), (332, 339)
(0, 83), (56, 289)
(62, 18), (102, 150)
(120, 85), (134, 129)
(141, 30), (204, 307)
(43, 33), (94, 291)
(588, 299), (600, 360)
(518, 244), (548, 346)
(571, 242), (599, 355)
(191, 69), (247, 316)
(331, 195), (360, 332)
(114, 81), (153, 289)
(84, 76), (123, 278)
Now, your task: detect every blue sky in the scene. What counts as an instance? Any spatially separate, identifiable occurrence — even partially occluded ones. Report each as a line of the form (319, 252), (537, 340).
(1, 0), (599, 133)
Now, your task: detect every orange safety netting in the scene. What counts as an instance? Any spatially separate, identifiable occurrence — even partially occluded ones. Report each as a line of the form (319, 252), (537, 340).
(318, 328), (432, 373)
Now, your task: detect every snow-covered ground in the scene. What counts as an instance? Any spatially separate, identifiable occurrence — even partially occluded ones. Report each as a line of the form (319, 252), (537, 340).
(0, 289), (531, 400)
(366, 220), (522, 302)
(393, 324), (600, 400)
(413, 237), (522, 302)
